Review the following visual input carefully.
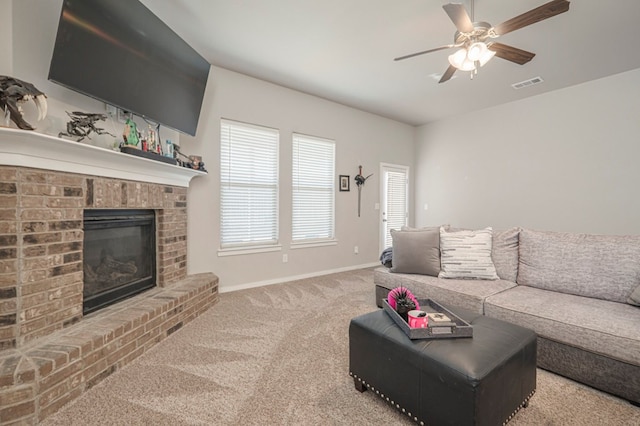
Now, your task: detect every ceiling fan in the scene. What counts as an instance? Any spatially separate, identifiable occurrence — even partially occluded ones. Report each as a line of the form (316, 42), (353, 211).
(394, 0), (570, 83)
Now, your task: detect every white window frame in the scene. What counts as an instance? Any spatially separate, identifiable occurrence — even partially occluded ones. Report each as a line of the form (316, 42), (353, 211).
(291, 133), (337, 249)
(219, 119), (280, 256)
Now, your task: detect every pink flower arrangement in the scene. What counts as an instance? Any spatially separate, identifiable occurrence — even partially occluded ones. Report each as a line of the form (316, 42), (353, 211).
(387, 286), (420, 311)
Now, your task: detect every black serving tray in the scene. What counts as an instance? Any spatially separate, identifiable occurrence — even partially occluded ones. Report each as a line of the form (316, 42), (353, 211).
(383, 298), (473, 340)
(120, 145), (177, 165)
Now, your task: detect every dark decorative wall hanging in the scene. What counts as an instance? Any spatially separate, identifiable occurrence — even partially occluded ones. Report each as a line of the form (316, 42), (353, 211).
(355, 165), (373, 217)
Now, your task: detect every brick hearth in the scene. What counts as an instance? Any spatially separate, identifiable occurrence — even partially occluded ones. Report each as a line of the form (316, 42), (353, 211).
(0, 130), (218, 424)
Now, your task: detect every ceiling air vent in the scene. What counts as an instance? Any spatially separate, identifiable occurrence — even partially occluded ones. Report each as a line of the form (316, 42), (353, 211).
(511, 76), (544, 90)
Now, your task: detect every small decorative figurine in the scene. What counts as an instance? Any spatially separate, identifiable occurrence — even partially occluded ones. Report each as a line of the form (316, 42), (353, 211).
(0, 75), (48, 130)
(58, 111), (115, 142)
(165, 139), (174, 158)
(123, 118), (139, 147)
(146, 126), (160, 153)
(174, 144), (207, 172)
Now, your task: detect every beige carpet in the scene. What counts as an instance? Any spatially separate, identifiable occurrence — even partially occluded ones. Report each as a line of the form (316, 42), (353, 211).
(42, 268), (640, 425)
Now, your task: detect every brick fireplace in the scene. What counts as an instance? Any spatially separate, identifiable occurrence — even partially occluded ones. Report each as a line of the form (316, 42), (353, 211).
(0, 128), (219, 424)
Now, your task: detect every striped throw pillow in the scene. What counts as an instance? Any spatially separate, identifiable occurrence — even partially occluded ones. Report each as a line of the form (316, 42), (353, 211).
(439, 227), (499, 280)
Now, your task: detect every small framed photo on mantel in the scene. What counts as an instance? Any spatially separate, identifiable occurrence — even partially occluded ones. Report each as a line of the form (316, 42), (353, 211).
(339, 175), (350, 192)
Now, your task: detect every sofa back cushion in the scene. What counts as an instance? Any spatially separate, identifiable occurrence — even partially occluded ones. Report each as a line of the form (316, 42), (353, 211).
(518, 229), (640, 303)
(492, 228), (520, 282)
(628, 285), (640, 306)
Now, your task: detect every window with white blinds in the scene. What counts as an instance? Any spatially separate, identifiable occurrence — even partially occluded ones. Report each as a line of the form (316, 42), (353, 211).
(292, 134), (335, 243)
(383, 169), (408, 249)
(220, 119), (279, 249)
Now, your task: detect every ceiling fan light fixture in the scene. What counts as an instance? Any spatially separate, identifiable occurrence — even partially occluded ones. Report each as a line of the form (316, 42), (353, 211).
(448, 47), (476, 72)
(459, 59), (477, 72)
(448, 48), (466, 67)
(478, 49), (496, 67)
(448, 48), (475, 71)
(466, 42), (487, 61)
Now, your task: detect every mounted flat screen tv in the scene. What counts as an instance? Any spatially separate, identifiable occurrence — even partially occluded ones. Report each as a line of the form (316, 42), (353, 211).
(48, 0), (210, 136)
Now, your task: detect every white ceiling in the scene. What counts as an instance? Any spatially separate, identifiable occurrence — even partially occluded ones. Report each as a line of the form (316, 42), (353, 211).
(141, 0), (640, 126)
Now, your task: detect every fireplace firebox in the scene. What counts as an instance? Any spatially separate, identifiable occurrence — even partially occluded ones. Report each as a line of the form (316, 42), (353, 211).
(83, 209), (156, 314)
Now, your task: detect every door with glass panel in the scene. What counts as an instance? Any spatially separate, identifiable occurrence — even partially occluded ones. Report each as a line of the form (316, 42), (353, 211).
(380, 163), (409, 253)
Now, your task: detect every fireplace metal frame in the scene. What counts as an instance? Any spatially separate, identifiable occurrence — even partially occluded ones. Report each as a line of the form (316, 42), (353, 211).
(83, 209), (157, 315)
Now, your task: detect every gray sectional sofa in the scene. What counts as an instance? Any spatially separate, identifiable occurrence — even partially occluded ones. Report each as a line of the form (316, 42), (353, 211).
(374, 227), (640, 405)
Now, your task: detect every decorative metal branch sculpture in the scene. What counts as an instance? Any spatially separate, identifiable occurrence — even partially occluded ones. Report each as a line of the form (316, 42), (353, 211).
(59, 111), (115, 142)
(354, 165), (373, 217)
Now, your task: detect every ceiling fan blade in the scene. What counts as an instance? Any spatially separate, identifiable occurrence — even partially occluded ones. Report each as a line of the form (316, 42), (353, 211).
(493, 0), (570, 36)
(442, 3), (474, 33)
(394, 45), (455, 61)
(488, 42), (536, 65)
(439, 65), (457, 83)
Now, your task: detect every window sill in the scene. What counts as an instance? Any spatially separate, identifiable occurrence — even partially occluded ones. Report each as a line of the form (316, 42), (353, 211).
(218, 244), (282, 257)
(290, 239), (338, 250)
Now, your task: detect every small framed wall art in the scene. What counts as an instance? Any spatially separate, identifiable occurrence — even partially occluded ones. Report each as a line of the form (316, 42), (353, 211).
(339, 175), (350, 192)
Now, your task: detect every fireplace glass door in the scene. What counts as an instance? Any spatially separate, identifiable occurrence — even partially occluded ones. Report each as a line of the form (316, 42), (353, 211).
(83, 210), (156, 314)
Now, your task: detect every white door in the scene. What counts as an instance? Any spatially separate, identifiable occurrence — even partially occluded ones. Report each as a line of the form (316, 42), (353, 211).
(380, 163), (409, 253)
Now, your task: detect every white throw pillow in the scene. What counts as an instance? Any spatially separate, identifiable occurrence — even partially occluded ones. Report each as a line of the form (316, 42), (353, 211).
(439, 226), (499, 280)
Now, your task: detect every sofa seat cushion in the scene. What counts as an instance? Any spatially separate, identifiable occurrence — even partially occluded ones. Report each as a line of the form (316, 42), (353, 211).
(485, 285), (640, 366)
(518, 229), (640, 303)
(374, 267), (516, 314)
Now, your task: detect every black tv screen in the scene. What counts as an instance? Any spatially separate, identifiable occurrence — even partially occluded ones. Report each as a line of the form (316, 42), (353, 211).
(48, 0), (210, 136)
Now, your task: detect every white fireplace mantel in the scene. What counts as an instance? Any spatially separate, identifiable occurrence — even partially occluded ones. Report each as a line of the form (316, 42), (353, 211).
(0, 127), (206, 187)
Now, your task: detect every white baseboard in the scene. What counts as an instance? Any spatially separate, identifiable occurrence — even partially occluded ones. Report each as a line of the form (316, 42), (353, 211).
(219, 262), (380, 293)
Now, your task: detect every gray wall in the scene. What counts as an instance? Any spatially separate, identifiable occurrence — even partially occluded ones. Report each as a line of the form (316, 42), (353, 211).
(414, 68), (640, 235)
(0, 0), (11, 75)
(185, 66), (415, 290)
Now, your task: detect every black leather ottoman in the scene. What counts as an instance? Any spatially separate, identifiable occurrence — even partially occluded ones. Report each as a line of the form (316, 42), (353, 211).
(349, 307), (537, 425)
